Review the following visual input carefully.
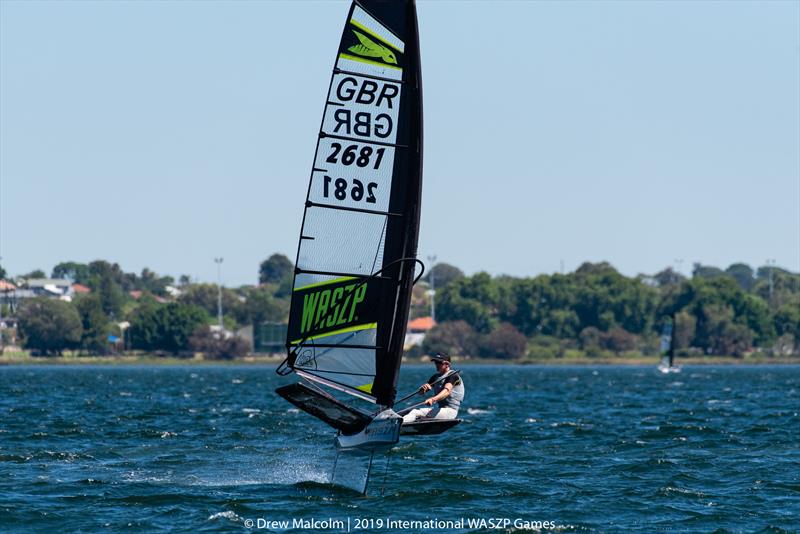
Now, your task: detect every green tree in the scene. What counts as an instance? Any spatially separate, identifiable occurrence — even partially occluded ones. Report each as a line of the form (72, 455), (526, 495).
(601, 327), (639, 353)
(51, 262), (91, 284)
(73, 293), (112, 354)
(571, 262), (656, 335)
(668, 277), (771, 349)
(700, 304), (753, 356)
(774, 304), (800, 341)
(692, 263), (726, 280)
(0, 264), (6, 279)
(259, 254), (293, 285)
(87, 261), (126, 318)
(129, 301), (208, 354)
(674, 310), (696, 351)
(421, 320), (478, 357)
(136, 268), (174, 296)
(178, 284), (244, 327)
(425, 262), (464, 290)
(477, 322), (527, 359)
(242, 286), (288, 324)
(501, 275), (578, 337)
(725, 263), (755, 292)
(18, 298), (82, 355)
(653, 267), (685, 287)
(753, 267), (800, 309)
(21, 269), (46, 279)
(436, 272), (499, 333)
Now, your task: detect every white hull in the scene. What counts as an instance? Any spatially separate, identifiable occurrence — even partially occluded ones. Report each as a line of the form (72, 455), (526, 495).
(657, 363), (682, 374)
(335, 409), (401, 451)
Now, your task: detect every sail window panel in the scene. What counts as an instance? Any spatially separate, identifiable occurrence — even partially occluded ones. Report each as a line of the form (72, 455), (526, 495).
(295, 326), (377, 350)
(294, 273), (358, 292)
(350, 6), (405, 53)
(308, 163), (394, 213)
(297, 207), (388, 276)
(327, 73), (403, 115)
(294, 338), (377, 394)
(336, 56), (403, 81)
(321, 77), (402, 145)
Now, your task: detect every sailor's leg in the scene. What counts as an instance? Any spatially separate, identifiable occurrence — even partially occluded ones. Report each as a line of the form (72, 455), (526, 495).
(402, 408), (432, 424)
(429, 407), (458, 420)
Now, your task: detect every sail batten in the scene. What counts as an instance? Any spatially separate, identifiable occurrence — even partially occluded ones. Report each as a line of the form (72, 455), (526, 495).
(283, 0), (422, 408)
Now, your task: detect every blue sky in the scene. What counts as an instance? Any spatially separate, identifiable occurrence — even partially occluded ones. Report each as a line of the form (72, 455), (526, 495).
(1, 0), (798, 286)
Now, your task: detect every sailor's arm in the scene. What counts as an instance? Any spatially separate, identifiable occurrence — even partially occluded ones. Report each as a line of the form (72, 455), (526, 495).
(425, 383), (453, 406)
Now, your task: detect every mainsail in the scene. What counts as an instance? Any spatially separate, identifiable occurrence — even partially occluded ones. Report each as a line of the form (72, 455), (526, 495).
(280, 0), (423, 410)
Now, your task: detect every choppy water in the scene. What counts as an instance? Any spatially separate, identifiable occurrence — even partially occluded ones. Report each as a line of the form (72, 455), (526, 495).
(0, 365), (798, 533)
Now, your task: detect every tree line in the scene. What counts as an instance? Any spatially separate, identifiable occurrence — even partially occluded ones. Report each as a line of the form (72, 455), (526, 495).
(2, 255), (294, 358)
(2, 256), (798, 359)
(420, 261), (799, 359)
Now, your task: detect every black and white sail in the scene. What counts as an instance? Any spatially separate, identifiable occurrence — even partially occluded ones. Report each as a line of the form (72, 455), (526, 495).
(658, 314), (678, 372)
(279, 0), (423, 411)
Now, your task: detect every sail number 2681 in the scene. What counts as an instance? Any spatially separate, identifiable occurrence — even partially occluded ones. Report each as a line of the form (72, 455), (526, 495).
(323, 176), (377, 203)
(326, 143), (385, 169)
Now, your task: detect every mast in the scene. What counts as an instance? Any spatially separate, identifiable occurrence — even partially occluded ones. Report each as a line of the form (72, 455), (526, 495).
(368, 0), (423, 407)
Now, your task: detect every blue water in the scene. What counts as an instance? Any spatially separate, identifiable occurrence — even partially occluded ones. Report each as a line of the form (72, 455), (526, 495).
(1, 365), (798, 533)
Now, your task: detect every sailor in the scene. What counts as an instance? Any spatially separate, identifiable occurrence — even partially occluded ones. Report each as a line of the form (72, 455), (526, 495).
(401, 352), (464, 424)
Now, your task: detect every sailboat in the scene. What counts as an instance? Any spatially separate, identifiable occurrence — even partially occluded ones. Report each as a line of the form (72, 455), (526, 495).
(276, 0), (459, 456)
(657, 314), (681, 373)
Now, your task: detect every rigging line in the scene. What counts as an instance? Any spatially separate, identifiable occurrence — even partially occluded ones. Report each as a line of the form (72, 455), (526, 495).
(295, 330), (380, 355)
(294, 268), (390, 280)
(297, 371), (377, 403)
(371, 217), (389, 275)
(288, 343), (382, 350)
(319, 131), (407, 149)
(302, 376), (341, 402)
(296, 368), (376, 378)
(305, 201), (403, 218)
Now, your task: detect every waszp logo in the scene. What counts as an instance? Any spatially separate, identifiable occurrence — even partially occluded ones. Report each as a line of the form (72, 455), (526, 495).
(300, 283), (368, 335)
(348, 30), (397, 65)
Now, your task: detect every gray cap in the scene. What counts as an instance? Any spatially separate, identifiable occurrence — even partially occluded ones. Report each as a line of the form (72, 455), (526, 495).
(430, 352), (451, 363)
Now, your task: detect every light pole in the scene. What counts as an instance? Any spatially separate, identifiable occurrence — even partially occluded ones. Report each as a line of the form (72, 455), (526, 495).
(427, 254), (437, 322)
(214, 257), (224, 331)
(766, 259), (776, 308)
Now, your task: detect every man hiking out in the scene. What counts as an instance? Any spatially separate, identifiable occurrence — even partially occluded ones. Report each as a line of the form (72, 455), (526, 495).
(401, 352), (464, 424)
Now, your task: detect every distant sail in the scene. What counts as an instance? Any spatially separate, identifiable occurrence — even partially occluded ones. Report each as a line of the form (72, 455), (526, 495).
(282, 0), (423, 408)
(658, 315), (677, 370)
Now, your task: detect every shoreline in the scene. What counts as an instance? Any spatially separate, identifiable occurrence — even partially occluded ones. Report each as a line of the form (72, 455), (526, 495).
(1, 351), (798, 367)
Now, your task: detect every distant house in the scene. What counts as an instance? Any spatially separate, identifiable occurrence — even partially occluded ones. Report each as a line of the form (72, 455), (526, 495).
(129, 290), (167, 304)
(404, 316), (436, 350)
(4, 279), (75, 302)
(0, 280), (16, 292)
(24, 279), (75, 299)
(72, 283), (91, 294)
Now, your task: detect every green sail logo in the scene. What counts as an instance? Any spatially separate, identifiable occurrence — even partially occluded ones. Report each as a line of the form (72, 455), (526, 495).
(300, 282), (368, 335)
(348, 30), (398, 65)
